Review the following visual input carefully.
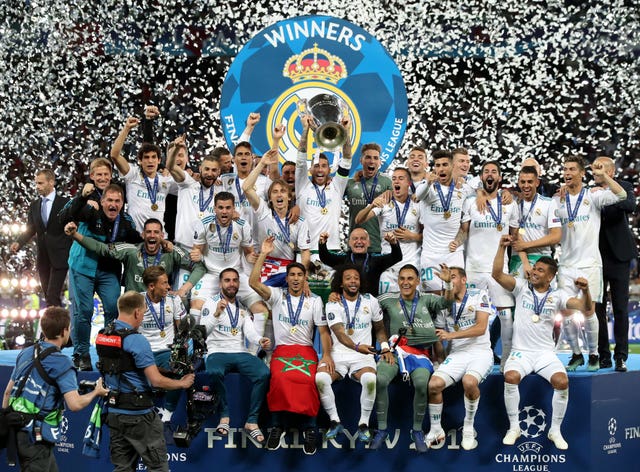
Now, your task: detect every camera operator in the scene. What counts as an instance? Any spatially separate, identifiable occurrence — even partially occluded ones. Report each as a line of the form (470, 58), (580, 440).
(2, 307), (109, 471)
(97, 291), (194, 472)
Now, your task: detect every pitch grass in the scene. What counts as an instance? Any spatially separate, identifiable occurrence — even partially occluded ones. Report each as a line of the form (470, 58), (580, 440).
(629, 344), (640, 355)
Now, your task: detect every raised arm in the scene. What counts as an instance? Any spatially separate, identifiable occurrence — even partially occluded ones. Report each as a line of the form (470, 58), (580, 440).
(166, 135), (187, 183)
(492, 235), (516, 291)
(110, 117), (139, 175)
(236, 112), (260, 144)
(249, 236), (275, 301)
(243, 149), (279, 210)
(566, 277), (592, 313)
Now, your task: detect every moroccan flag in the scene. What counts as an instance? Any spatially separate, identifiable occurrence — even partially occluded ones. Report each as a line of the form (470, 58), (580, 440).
(267, 344), (319, 416)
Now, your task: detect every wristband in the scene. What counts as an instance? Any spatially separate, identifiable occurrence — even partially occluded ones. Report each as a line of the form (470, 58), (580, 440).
(354, 342), (360, 352)
(443, 281), (453, 290)
(380, 342), (390, 351)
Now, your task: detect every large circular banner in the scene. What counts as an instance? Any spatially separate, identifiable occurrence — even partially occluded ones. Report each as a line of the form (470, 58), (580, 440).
(220, 15), (408, 174)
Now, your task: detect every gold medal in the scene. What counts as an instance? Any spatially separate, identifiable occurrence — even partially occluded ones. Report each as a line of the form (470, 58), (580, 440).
(320, 207), (328, 215)
(289, 242), (295, 249)
(231, 328), (239, 336)
(567, 221), (574, 228)
(443, 210), (451, 220)
(531, 315), (540, 323)
(348, 328), (354, 335)
(518, 228), (526, 235)
(151, 203), (159, 211)
(198, 212), (204, 218)
(410, 327), (416, 335)
(160, 330), (166, 338)
(453, 324), (460, 331)
(496, 224), (503, 232)
(290, 326), (297, 334)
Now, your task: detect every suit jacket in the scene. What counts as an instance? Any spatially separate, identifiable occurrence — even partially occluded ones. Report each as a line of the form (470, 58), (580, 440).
(599, 180), (638, 264)
(17, 193), (72, 269)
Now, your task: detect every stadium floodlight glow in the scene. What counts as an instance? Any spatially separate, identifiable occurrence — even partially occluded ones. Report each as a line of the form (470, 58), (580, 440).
(0, 309), (8, 318)
(29, 309), (38, 318)
(29, 278), (39, 289)
(20, 278), (28, 288)
(19, 309), (28, 319)
(0, 278), (9, 289)
(10, 278), (18, 288)
(10, 308), (18, 318)
(11, 224), (20, 234)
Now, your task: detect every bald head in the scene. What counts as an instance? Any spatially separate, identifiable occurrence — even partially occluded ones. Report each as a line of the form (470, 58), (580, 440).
(521, 158), (542, 176)
(594, 156), (615, 177)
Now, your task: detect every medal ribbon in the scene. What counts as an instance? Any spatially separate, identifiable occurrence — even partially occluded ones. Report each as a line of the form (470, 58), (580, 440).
(273, 211), (291, 245)
(350, 253), (370, 273)
(215, 219), (233, 255)
(108, 214), (121, 243)
(399, 293), (419, 329)
(361, 174), (379, 205)
(565, 188), (585, 226)
(435, 181), (455, 215)
(519, 194), (538, 229)
(224, 297), (240, 329)
(486, 191), (503, 228)
(313, 183), (327, 209)
(393, 198), (411, 228)
(142, 247), (162, 268)
(286, 292), (305, 328)
(199, 184), (214, 214)
(528, 283), (552, 316)
(235, 177), (246, 203)
(451, 291), (469, 327)
(144, 294), (165, 332)
(340, 295), (361, 331)
(144, 174), (159, 207)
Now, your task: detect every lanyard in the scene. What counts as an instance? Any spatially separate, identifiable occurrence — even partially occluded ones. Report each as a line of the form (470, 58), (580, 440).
(313, 183), (327, 208)
(529, 283), (552, 316)
(225, 298), (240, 328)
(273, 211), (291, 244)
(566, 188), (585, 225)
(144, 294), (165, 332)
(142, 247), (162, 268)
(361, 174), (379, 205)
(486, 192), (503, 228)
(451, 292), (469, 327)
(144, 174), (159, 206)
(399, 293), (419, 329)
(435, 181), (455, 214)
(286, 292), (305, 327)
(235, 177), (246, 203)
(519, 194), (538, 228)
(350, 253), (370, 273)
(215, 220), (233, 254)
(108, 214), (121, 243)
(199, 184), (214, 214)
(340, 295), (361, 330)
(393, 198), (411, 228)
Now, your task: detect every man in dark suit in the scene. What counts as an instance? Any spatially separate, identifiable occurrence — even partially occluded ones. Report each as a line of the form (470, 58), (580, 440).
(593, 156), (638, 372)
(10, 169), (72, 307)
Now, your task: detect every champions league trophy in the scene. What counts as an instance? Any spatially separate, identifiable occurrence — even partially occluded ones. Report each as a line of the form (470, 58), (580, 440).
(298, 93), (348, 151)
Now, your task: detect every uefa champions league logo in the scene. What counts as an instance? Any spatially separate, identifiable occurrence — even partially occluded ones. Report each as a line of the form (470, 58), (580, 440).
(520, 405), (547, 439)
(59, 415), (69, 435)
(608, 417), (617, 436)
(220, 15), (408, 175)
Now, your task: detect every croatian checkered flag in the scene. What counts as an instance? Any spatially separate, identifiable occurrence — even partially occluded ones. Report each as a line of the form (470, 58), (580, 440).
(82, 397), (105, 458)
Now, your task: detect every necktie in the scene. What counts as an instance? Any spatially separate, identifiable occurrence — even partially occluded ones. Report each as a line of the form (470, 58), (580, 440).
(41, 197), (49, 226)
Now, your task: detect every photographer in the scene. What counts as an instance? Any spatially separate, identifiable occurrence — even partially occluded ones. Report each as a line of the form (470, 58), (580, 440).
(97, 291), (194, 472)
(2, 307), (109, 471)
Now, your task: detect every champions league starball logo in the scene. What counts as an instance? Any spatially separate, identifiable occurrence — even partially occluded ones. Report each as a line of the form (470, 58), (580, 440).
(220, 15), (408, 174)
(520, 405), (547, 439)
